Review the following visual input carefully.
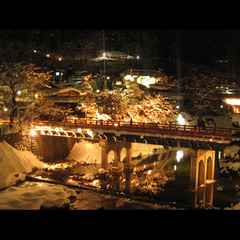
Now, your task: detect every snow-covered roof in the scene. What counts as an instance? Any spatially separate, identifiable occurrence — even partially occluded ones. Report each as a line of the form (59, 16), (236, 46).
(44, 87), (84, 96)
(90, 50), (134, 62)
(50, 88), (83, 96)
(122, 69), (166, 78)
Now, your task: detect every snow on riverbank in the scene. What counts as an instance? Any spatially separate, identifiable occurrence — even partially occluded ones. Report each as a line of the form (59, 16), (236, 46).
(66, 140), (160, 164)
(220, 145), (240, 176)
(66, 141), (101, 164)
(0, 181), (77, 210)
(0, 140), (44, 189)
(224, 145), (240, 158)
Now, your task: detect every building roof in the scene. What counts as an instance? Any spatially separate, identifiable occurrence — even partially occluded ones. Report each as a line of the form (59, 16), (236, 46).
(122, 69), (166, 78)
(44, 87), (84, 96)
(90, 51), (134, 62)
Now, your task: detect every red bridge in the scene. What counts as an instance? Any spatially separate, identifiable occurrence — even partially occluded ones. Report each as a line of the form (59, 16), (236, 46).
(31, 118), (239, 150)
(32, 118), (237, 140)
(1, 118), (239, 149)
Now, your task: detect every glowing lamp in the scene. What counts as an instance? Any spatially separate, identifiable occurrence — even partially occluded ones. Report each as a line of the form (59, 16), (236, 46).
(30, 129), (37, 136)
(177, 114), (185, 125)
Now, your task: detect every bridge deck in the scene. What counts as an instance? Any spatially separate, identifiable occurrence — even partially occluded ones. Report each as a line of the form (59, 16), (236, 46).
(32, 119), (238, 141)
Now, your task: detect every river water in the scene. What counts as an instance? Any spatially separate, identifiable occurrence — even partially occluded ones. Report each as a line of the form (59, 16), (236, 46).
(30, 147), (240, 209)
(128, 147), (240, 209)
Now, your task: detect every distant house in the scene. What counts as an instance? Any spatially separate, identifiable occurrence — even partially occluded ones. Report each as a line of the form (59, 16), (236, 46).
(89, 51), (135, 76)
(44, 87), (84, 103)
(122, 69), (168, 88)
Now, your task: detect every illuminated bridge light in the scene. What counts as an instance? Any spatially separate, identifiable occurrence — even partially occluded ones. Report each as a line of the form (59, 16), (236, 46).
(30, 129), (37, 136)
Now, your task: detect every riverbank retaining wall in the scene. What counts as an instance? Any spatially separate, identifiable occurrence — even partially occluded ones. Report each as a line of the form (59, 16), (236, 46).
(32, 134), (77, 162)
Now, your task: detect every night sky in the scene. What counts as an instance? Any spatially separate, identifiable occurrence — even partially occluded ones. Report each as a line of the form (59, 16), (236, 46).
(1, 29), (240, 76)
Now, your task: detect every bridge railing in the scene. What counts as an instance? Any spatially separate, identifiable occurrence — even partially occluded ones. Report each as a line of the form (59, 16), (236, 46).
(32, 118), (240, 141)
(0, 120), (18, 135)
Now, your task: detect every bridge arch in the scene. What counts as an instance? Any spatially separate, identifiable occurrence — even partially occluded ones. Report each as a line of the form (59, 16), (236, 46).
(99, 140), (132, 170)
(99, 140), (133, 192)
(107, 150), (115, 165)
(198, 160), (205, 187)
(189, 149), (215, 191)
(120, 147), (127, 163)
(207, 156), (214, 180)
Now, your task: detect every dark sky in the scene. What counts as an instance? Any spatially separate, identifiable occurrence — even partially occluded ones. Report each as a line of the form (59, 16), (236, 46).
(1, 29), (240, 67)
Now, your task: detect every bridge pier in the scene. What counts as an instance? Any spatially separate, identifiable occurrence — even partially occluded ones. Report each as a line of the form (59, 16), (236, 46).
(99, 139), (133, 192)
(189, 149), (215, 191)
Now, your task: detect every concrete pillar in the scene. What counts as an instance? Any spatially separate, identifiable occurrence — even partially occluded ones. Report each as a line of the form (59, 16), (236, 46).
(123, 142), (133, 193)
(99, 139), (134, 192)
(112, 167), (122, 191)
(189, 182), (214, 207)
(125, 142), (132, 165)
(206, 183), (214, 205)
(207, 151), (215, 181)
(99, 140), (108, 170)
(189, 149), (215, 191)
(113, 145), (121, 168)
(189, 149), (199, 191)
(124, 164), (133, 193)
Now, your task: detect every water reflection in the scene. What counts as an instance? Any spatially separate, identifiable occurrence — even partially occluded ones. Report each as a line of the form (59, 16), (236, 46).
(31, 147), (240, 209)
(130, 152), (175, 194)
(95, 147), (238, 209)
(189, 183), (214, 209)
(176, 150), (184, 162)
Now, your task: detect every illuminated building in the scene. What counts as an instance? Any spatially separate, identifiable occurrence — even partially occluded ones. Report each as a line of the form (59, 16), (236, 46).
(223, 88), (240, 113)
(122, 69), (167, 88)
(224, 98), (240, 113)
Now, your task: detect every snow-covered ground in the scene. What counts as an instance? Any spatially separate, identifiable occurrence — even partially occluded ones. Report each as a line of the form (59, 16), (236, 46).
(220, 144), (240, 176)
(224, 145), (240, 158)
(0, 140), (44, 189)
(0, 181), (76, 210)
(0, 181), (182, 210)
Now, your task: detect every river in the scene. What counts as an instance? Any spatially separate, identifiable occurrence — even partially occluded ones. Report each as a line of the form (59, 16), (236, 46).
(28, 146), (240, 209)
